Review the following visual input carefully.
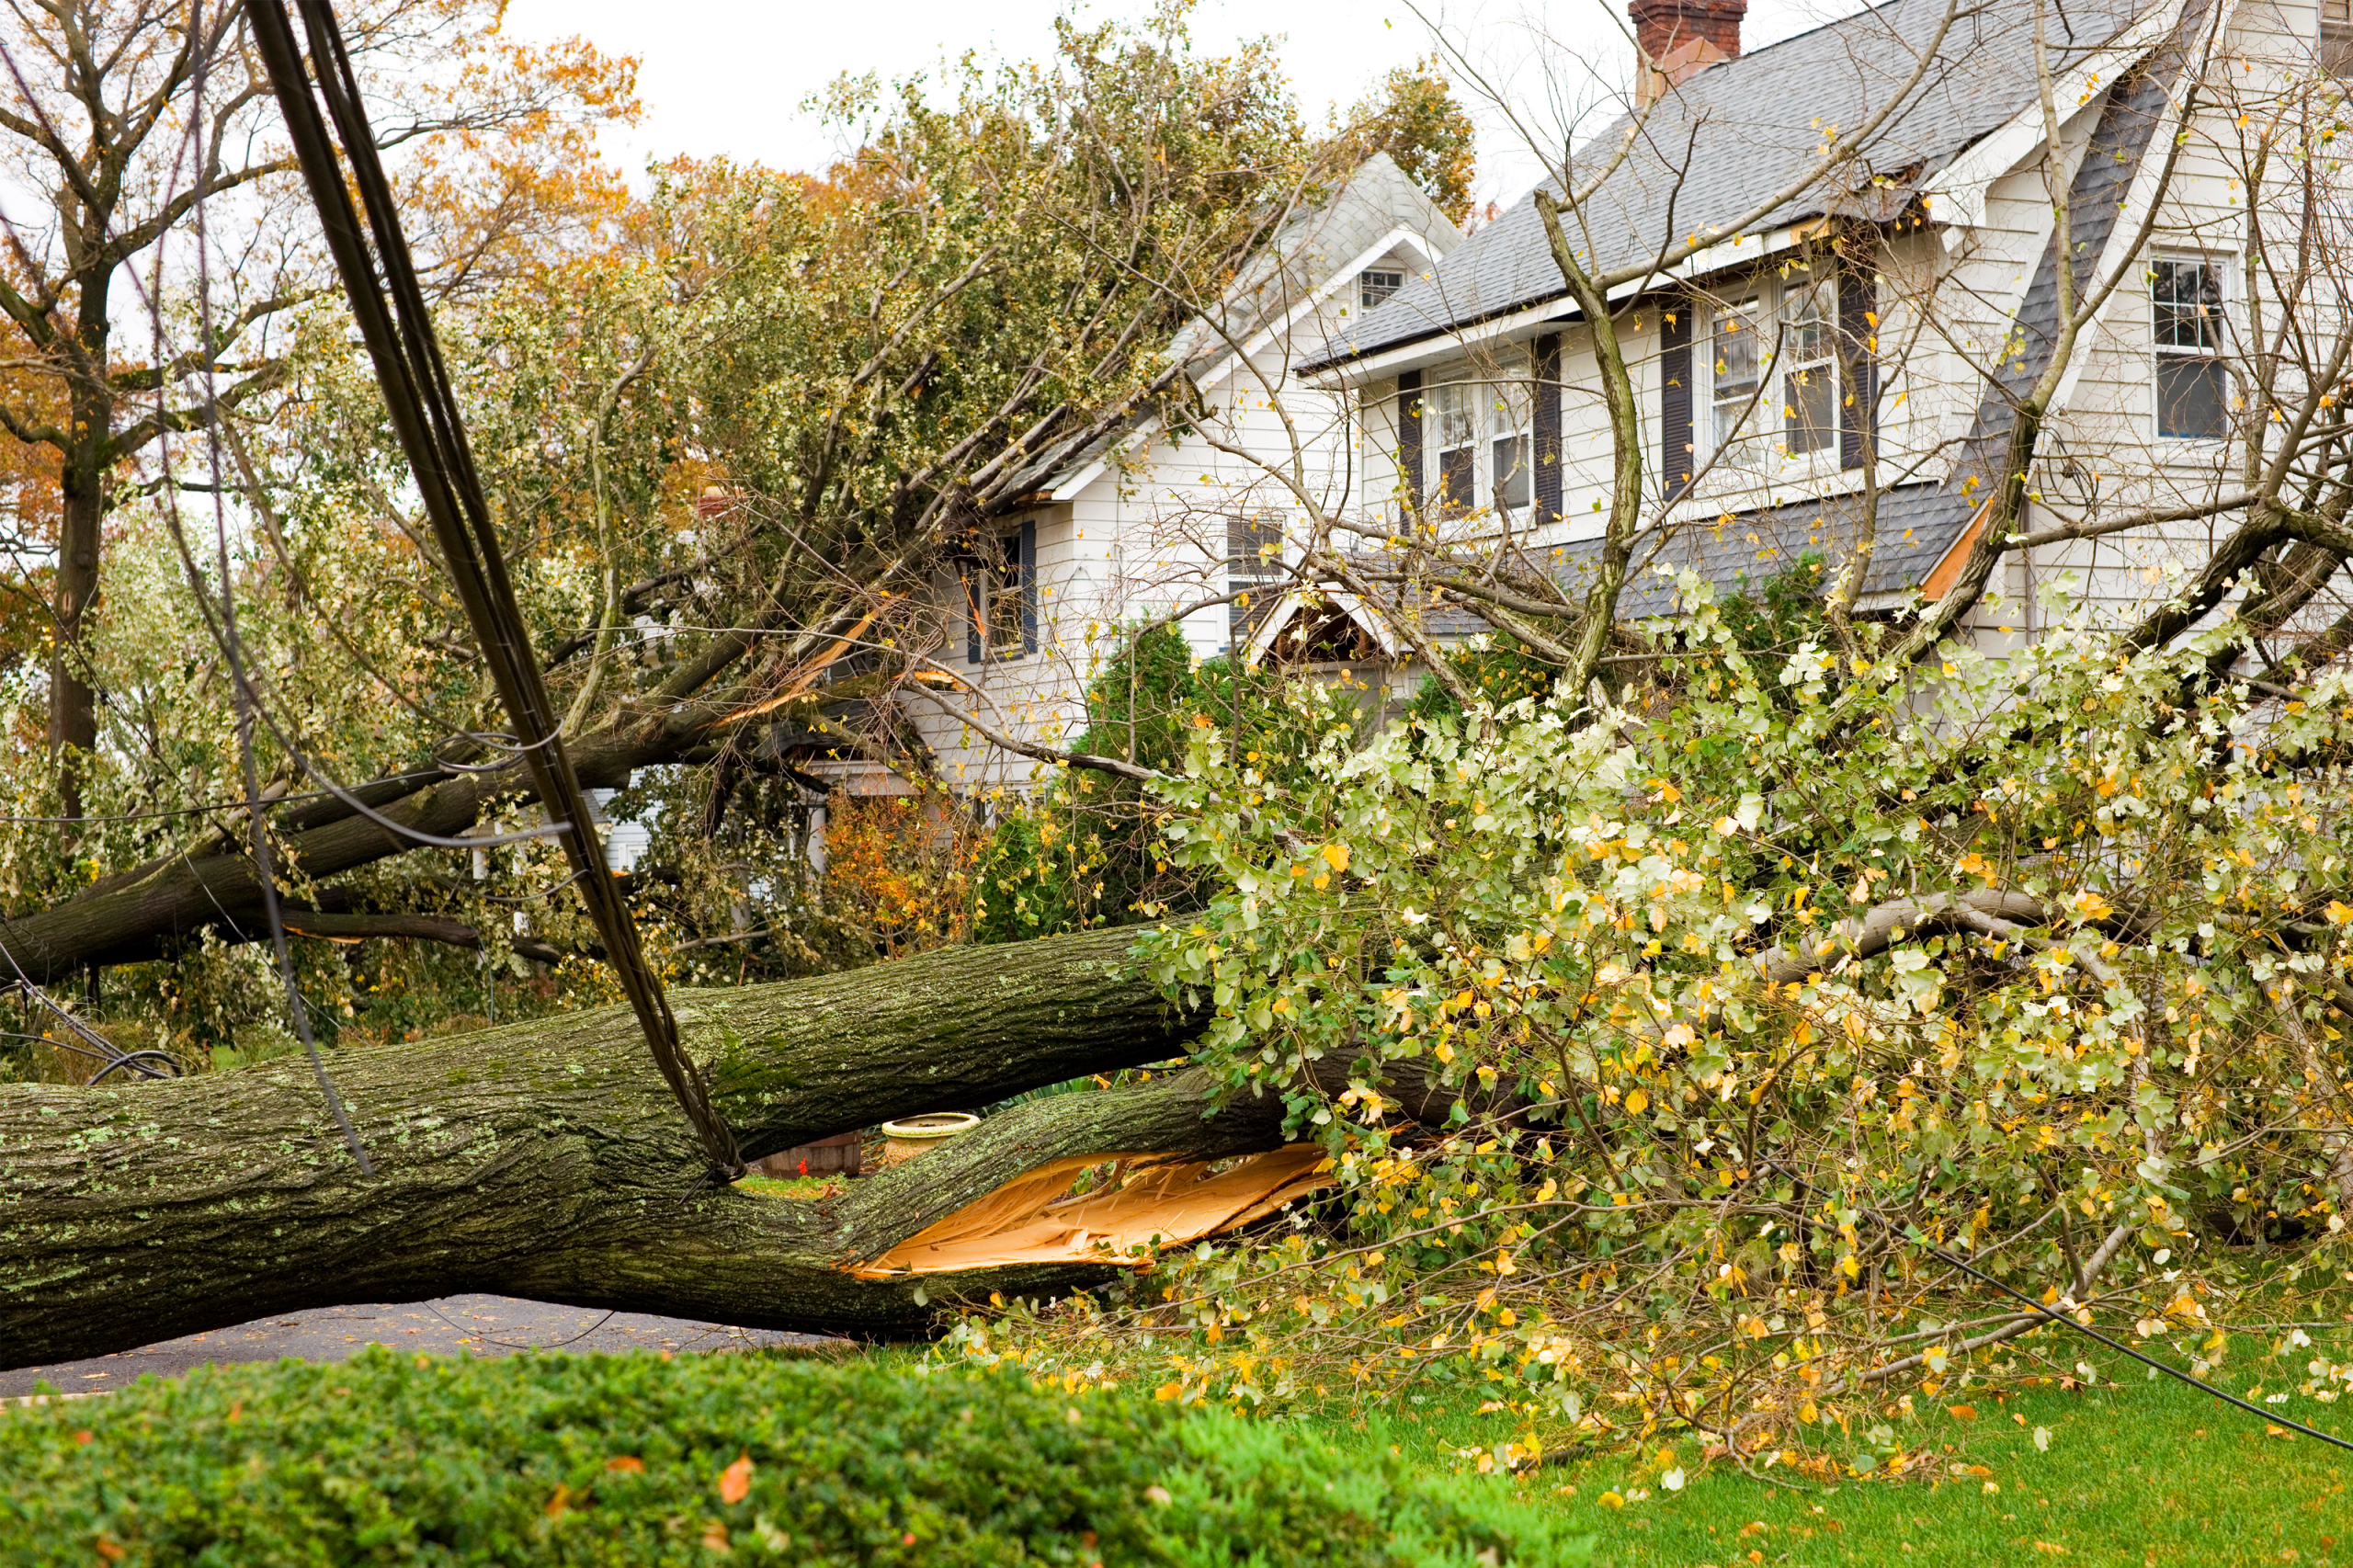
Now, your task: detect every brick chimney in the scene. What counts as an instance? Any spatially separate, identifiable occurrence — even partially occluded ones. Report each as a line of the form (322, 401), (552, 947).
(1631, 0), (1745, 95)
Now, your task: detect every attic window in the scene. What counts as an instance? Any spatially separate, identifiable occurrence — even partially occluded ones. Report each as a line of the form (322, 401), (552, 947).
(1359, 268), (1405, 310)
(2325, 0), (2353, 74)
(2152, 257), (2226, 440)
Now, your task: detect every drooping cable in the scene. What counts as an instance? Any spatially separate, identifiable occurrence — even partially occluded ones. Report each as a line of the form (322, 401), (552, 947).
(247, 0), (741, 1180)
(173, 0), (372, 1176)
(1769, 1161), (2353, 1454)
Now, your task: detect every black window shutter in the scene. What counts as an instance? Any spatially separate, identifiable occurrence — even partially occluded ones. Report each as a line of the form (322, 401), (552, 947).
(1018, 518), (1038, 654)
(1533, 333), (1563, 523)
(1838, 267), (1878, 471)
(1659, 296), (1694, 501)
(963, 556), (982, 665)
(1396, 370), (1424, 521)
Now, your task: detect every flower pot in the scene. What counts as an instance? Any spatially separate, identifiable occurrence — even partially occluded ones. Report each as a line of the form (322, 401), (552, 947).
(879, 1112), (979, 1167)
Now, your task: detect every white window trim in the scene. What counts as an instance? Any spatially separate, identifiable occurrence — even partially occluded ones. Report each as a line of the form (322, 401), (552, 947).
(1696, 270), (1847, 476)
(1422, 360), (1536, 521)
(2150, 250), (2233, 446)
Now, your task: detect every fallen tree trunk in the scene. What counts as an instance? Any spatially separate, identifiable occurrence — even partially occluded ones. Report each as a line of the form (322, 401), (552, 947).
(0, 927), (1310, 1369)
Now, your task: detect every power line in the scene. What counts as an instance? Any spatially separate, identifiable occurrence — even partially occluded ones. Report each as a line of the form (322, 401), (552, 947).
(251, 0), (740, 1181)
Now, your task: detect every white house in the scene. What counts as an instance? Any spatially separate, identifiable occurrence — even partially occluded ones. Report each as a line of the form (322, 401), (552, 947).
(885, 154), (1465, 795)
(1255, 0), (2346, 678)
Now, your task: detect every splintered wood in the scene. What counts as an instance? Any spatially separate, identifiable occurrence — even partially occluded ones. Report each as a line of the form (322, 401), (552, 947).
(848, 1144), (1332, 1279)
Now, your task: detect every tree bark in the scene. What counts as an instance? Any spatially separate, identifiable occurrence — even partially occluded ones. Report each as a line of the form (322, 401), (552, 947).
(0, 926), (1271, 1369)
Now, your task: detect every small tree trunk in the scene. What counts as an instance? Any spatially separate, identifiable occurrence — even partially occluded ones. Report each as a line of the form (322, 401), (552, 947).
(49, 426), (103, 824)
(0, 928), (1272, 1368)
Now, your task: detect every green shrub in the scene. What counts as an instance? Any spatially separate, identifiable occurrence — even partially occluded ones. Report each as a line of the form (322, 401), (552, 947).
(0, 1350), (1589, 1566)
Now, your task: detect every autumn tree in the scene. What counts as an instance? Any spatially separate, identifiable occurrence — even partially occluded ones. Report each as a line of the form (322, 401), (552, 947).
(0, 0), (635, 818)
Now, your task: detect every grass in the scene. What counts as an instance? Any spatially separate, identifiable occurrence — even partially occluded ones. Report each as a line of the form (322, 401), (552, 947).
(1305, 1344), (2353, 1567)
(736, 1174), (846, 1199)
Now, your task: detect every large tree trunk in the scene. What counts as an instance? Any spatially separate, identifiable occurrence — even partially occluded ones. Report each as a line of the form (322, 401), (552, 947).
(0, 927), (1291, 1369)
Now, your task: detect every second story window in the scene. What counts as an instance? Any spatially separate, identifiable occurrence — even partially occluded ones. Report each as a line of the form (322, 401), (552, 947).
(2325, 0), (2353, 72)
(1780, 278), (1838, 455)
(2153, 256), (2226, 440)
(1490, 376), (1533, 512)
(963, 522), (1036, 663)
(1711, 298), (1762, 450)
(1359, 268), (1405, 310)
(1429, 381), (1477, 515)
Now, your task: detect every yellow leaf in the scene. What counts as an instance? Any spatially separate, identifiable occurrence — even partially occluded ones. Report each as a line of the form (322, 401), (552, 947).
(1321, 843), (1350, 874)
(2326, 900), (2353, 926)
(1598, 1490), (1627, 1509)
(718, 1453), (753, 1506)
(1623, 1088), (1649, 1115)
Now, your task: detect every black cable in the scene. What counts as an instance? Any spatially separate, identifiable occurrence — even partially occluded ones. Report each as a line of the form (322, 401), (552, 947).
(251, 0), (739, 1180)
(1769, 1160), (2353, 1453)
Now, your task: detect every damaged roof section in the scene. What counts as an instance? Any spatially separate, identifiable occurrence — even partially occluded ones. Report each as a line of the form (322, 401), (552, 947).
(1310, 0), (2146, 368)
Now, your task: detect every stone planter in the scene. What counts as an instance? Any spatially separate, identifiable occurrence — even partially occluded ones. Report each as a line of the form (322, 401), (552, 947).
(878, 1112), (979, 1167)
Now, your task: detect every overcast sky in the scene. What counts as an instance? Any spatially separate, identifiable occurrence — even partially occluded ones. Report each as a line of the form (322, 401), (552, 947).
(499, 0), (1870, 209)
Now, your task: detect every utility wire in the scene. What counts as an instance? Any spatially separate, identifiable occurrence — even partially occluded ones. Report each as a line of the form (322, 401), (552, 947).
(1776, 1161), (2353, 1454)
(251, 0), (740, 1180)
(174, 0), (371, 1176)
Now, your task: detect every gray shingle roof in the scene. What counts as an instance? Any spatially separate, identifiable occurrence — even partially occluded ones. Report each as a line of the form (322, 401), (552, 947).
(1003, 154), (1463, 498)
(1312, 0), (2146, 366)
(1548, 482), (1975, 618)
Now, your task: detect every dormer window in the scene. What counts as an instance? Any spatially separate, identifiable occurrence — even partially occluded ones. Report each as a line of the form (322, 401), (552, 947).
(2325, 0), (2353, 73)
(1697, 271), (1852, 466)
(1711, 298), (1762, 449)
(1359, 268), (1405, 310)
(1422, 369), (1532, 519)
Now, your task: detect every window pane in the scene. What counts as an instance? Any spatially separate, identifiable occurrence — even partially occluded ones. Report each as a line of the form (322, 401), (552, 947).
(1359, 268), (1404, 309)
(1780, 278), (1834, 367)
(1430, 382), (1476, 449)
(1228, 513), (1283, 580)
(1785, 368), (1836, 453)
(986, 532), (1024, 653)
(2157, 355), (2227, 438)
(1711, 301), (1760, 447)
(1438, 443), (1475, 514)
(1493, 435), (1529, 510)
(1492, 373), (1533, 437)
(2153, 259), (2222, 350)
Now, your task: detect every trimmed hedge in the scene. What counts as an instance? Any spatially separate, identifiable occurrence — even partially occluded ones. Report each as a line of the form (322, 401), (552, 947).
(0, 1349), (1591, 1566)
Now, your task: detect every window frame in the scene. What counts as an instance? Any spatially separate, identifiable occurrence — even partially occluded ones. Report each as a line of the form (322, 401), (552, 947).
(1697, 272), (1846, 468)
(1359, 267), (1406, 310)
(1427, 379), (1478, 517)
(962, 522), (1036, 664)
(1779, 276), (1840, 456)
(1421, 366), (1535, 520)
(2150, 253), (2230, 443)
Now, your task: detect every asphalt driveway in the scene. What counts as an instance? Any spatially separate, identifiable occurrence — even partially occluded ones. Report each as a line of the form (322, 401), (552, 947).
(4, 1294), (840, 1400)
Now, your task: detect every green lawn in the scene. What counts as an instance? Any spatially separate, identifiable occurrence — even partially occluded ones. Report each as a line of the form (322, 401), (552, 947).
(1318, 1356), (2353, 1567)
